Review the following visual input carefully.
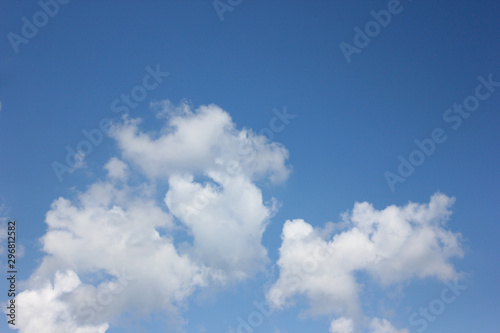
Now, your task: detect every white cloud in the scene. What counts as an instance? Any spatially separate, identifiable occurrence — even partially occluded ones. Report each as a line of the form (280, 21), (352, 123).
(330, 317), (354, 333)
(267, 193), (463, 330)
(15, 270), (109, 333)
(267, 218), (361, 317)
(150, 98), (191, 119)
(15, 180), (208, 331)
(10, 101), (465, 333)
(12, 101), (292, 331)
(104, 157), (128, 180)
(110, 100), (289, 281)
(369, 318), (409, 333)
(110, 101), (290, 183)
(165, 172), (276, 282)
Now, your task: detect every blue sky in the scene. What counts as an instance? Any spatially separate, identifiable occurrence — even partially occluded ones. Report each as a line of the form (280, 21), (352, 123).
(0, 1), (499, 332)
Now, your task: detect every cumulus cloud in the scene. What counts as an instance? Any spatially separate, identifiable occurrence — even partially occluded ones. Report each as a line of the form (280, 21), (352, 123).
(165, 172), (276, 281)
(10, 101), (464, 333)
(12, 101), (291, 331)
(15, 270), (109, 333)
(330, 317), (354, 333)
(16, 180), (208, 331)
(267, 193), (463, 331)
(110, 101), (290, 183)
(104, 157), (128, 180)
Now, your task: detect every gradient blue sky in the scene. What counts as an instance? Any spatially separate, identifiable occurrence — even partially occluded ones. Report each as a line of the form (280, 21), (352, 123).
(1, 1), (499, 332)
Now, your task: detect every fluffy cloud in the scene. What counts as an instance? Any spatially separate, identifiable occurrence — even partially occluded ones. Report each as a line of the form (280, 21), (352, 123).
(110, 101), (290, 183)
(12, 101), (291, 331)
(15, 270), (109, 333)
(104, 157), (128, 180)
(165, 172), (276, 281)
(111, 101), (289, 280)
(17, 180), (208, 331)
(10, 101), (464, 332)
(267, 193), (463, 331)
(330, 317), (354, 333)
